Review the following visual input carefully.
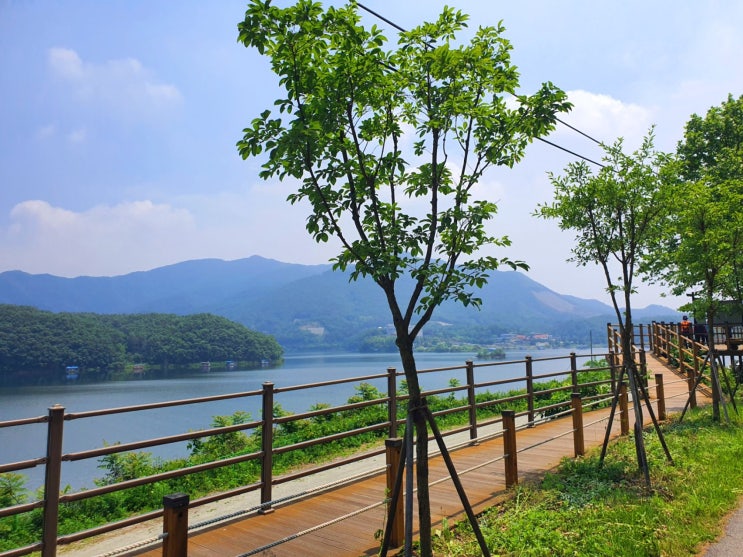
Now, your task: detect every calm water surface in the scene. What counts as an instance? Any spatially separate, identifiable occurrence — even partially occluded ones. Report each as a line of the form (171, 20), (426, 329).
(0, 349), (605, 490)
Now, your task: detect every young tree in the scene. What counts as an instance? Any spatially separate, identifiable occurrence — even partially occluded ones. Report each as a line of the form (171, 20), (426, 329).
(535, 131), (673, 482)
(237, 2), (570, 553)
(536, 131), (672, 368)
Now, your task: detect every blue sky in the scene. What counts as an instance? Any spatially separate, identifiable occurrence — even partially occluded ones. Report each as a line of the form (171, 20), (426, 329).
(1, 1), (742, 309)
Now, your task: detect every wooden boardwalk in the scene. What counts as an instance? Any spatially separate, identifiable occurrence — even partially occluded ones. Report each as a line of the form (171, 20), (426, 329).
(130, 355), (704, 557)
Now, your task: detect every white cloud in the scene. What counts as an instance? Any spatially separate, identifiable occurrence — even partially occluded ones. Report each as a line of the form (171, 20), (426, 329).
(48, 48), (84, 79)
(67, 127), (87, 144)
(561, 90), (653, 147)
(0, 192), (334, 278)
(37, 124), (57, 140)
(47, 47), (183, 118)
(4, 200), (195, 276)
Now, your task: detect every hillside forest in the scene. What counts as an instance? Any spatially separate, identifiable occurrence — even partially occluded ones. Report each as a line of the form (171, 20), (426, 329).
(0, 305), (283, 385)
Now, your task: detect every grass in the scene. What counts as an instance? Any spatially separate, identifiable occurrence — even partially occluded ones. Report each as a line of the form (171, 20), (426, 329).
(424, 405), (743, 556)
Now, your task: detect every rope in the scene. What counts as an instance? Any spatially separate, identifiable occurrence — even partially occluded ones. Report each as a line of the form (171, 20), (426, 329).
(235, 498), (387, 557)
(189, 466), (383, 532)
(516, 426), (576, 454)
(427, 453), (506, 490)
(92, 467), (384, 556)
(93, 533), (165, 557)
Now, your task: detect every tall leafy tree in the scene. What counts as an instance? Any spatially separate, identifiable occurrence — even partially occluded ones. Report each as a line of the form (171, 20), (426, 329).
(644, 95), (743, 420)
(237, 1), (570, 553)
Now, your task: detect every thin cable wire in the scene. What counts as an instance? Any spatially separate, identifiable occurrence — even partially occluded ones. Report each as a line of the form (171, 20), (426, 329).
(537, 137), (605, 168)
(556, 117), (602, 145)
(356, 2), (606, 168)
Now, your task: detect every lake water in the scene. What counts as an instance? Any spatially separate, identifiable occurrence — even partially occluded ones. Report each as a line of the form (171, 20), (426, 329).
(0, 348), (606, 491)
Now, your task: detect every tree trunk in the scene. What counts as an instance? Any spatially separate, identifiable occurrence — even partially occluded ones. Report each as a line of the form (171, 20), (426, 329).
(396, 337), (432, 557)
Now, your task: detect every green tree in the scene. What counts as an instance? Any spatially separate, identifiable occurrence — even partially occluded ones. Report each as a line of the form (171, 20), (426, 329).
(644, 95), (743, 419)
(536, 130), (673, 481)
(237, 2), (570, 553)
(536, 131), (672, 367)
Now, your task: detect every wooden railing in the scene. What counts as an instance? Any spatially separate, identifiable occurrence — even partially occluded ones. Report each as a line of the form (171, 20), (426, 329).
(650, 320), (743, 410)
(1, 349), (645, 557)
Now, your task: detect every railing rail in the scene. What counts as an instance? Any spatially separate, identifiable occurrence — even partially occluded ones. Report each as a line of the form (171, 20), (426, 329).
(1, 348), (625, 557)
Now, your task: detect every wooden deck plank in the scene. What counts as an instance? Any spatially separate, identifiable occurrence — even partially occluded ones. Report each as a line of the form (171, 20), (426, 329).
(127, 357), (707, 557)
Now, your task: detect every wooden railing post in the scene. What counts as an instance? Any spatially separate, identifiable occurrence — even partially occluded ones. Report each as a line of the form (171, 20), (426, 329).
(260, 381), (275, 514)
(42, 404), (65, 557)
(608, 351), (618, 393)
(525, 356), (535, 427)
(387, 367), (397, 439)
(659, 321), (667, 358)
(639, 349), (648, 389)
(571, 393), (585, 457)
(466, 360), (478, 442)
(385, 438), (404, 548)
(674, 326), (683, 372)
(655, 373), (667, 421)
(690, 342), (699, 409)
(570, 352), (578, 391)
(502, 410), (518, 487)
(619, 382), (629, 436)
(162, 493), (189, 557)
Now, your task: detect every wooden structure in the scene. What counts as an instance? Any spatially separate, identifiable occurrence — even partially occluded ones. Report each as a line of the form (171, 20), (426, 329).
(0, 341), (715, 557)
(124, 354), (696, 557)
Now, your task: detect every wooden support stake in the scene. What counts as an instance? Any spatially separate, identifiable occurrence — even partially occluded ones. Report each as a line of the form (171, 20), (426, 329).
(571, 393), (584, 457)
(502, 410), (518, 487)
(162, 493), (189, 557)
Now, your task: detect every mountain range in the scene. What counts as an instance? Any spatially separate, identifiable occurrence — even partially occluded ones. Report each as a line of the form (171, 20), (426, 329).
(0, 256), (682, 351)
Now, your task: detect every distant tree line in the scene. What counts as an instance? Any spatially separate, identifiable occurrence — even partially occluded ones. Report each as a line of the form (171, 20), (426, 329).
(0, 305), (283, 383)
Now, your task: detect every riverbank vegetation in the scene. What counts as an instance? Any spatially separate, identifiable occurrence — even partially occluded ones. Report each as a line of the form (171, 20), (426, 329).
(0, 305), (283, 384)
(428, 405), (743, 556)
(0, 363), (612, 552)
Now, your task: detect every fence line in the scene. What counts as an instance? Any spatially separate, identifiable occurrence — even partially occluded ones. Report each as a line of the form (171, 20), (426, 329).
(1, 347), (624, 557)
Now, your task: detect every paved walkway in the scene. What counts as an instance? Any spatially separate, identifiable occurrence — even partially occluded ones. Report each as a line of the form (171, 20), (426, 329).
(65, 354), (740, 556)
(701, 504), (743, 556)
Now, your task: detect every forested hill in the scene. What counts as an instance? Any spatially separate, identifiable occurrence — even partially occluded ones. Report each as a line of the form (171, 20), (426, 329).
(0, 305), (283, 384)
(0, 256), (683, 352)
